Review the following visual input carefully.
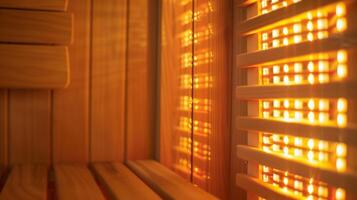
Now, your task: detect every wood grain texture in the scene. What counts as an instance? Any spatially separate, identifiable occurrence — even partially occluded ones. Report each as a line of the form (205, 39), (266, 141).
(53, 0), (90, 163)
(193, 0), (231, 199)
(54, 164), (105, 200)
(0, 44), (69, 89)
(236, 174), (302, 200)
(90, 0), (127, 162)
(236, 145), (357, 192)
(126, 0), (157, 160)
(0, 91), (7, 173)
(159, 0), (193, 181)
(9, 90), (50, 165)
(91, 162), (161, 199)
(0, 9), (72, 45)
(0, 0), (68, 11)
(0, 165), (48, 200)
(127, 160), (218, 200)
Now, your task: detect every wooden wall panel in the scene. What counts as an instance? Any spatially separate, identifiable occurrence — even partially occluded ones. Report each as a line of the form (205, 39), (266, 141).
(0, 44), (69, 89)
(90, 0), (127, 162)
(0, 90), (7, 173)
(0, 0), (68, 11)
(0, 9), (72, 45)
(126, 0), (158, 160)
(159, 0), (194, 181)
(192, 0), (231, 199)
(9, 90), (51, 165)
(53, 0), (90, 163)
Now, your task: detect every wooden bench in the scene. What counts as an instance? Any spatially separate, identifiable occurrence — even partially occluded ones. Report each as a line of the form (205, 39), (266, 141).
(127, 160), (218, 200)
(0, 165), (48, 200)
(54, 164), (105, 200)
(0, 163), (218, 200)
(91, 162), (160, 199)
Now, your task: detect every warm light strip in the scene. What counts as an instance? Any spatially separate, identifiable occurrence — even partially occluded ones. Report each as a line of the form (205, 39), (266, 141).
(260, 0), (302, 15)
(181, 51), (213, 69)
(260, 166), (346, 200)
(261, 132), (347, 171)
(259, 50), (348, 85)
(180, 74), (213, 89)
(260, 98), (348, 127)
(175, 160), (210, 180)
(179, 96), (211, 113)
(178, 117), (211, 135)
(259, 3), (346, 50)
(176, 136), (211, 159)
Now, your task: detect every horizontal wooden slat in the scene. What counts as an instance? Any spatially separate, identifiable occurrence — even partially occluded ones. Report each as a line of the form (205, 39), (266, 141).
(0, 0), (68, 11)
(0, 9), (72, 45)
(238, 0), (347, 34)
(54, 164), (105, 200)
(236, 117), (357, 145)
(0, 44), (69, 89)
(236, 0), (256, 7)
(237, 37), (357, 68)
(91, 163), (160, 200)
(236, 82), (357, 99)
(236, 173), (302, 200)
(236, 145), (357, 192)
(127, 160), (218, 200)
(0, 165), (48, 200)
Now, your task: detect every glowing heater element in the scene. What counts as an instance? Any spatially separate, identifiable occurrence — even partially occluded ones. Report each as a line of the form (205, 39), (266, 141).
(259, 3), (347, 50)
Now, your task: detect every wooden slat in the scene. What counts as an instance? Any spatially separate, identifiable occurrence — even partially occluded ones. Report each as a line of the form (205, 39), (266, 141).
(236, 174), (303, 200)
(53, 0), (90, 163)
(0, 44), (69, 89)
(54, 164), (105, 200)
(237, 0), (256, 7)
(236, 145), (357, 192)
(0, 9), (72, 45)
(9, 90), (50, 165)
(236, 82), (357, 99)
(91, 163), (160, 199)
(127, 160), (218, 200)
(0, 0), (68, 11)
(0, 165), (48, 200)
(0, 91), (7, 172)
(192, 0), (231, 199)
(126, 0), (157, 160)
(236, 117), (357, 145)
(238, 0), (347, 34)
(159, 0), (193, 181)
(90, 0), (126, 162)
(236, 37), (357, 68)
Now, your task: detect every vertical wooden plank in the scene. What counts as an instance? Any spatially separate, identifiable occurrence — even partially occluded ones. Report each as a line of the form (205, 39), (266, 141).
(126, 0), (158, 160)
(0, 90), (7, 173)
(159, 0), (194, 180)
(53, 0), (90, 163)
(90, 0), (127, 162)
(232, 3), (248, 200)
(192, 0), (231, 199)
(9, 90), (51, 165)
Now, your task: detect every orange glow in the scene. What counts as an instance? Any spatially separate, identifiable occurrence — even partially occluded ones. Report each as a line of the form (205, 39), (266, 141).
(259, 51), (348, 86)
(257, 3), (347, 50)
(260, 98), (347, 126)
(255, 2), (349, 200)
(259, 166), (344, 199)
(259, 0), (302, 15)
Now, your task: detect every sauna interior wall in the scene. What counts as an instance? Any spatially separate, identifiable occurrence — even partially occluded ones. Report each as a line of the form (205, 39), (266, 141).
(159, 0), (232, 199)
(0, 0), (157, 172)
